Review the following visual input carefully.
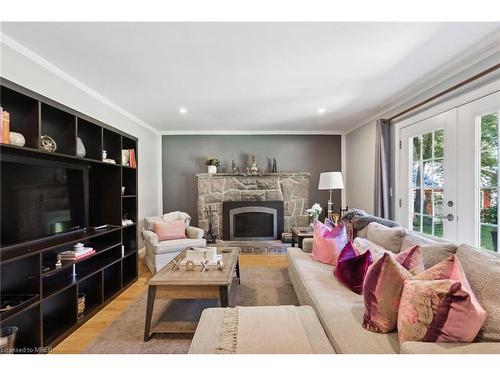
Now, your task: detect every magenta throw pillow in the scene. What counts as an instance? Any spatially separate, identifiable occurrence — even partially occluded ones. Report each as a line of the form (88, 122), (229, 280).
(311, 221), (348, 265)
(154, 220), (186, 241)
(334, 241), (373, 294)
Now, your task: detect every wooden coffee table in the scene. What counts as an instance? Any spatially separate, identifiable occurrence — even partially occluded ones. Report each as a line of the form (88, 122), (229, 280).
(291, 227), (313, 248)
(144, 247), (240, 341)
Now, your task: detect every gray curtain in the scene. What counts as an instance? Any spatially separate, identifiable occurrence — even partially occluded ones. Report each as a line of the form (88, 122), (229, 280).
(374, 119), (392, 219)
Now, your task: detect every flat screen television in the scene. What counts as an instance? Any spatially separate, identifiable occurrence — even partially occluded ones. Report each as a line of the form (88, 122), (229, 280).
(1, 155), (88, 247)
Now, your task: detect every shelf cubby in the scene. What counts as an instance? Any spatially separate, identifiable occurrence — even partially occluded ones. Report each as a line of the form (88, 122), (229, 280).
(122, 225), (137, 257)
(77, 118), (103, 161)
(1, 255), (40, 302)
(42, 286), (77, 347)
(42, 268), (76, 299)
(102, 128), (121, 164)
(0, 86), (40, 149)
(40, 103), (77, 156)
(89, 164), (122, 227)
(103, 261), (122, 301)
(1, 304), (42, 353)
(122, 197), (137, 224)
(75, 245), (121, 281)
(77, 272), (102, 320)
(122, 167), (137, 196)
(122, 252), (137, 287)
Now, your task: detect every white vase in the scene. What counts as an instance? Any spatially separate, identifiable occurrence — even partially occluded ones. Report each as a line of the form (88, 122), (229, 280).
(9, 132), (25, 147)
(208, 165), (217, 174)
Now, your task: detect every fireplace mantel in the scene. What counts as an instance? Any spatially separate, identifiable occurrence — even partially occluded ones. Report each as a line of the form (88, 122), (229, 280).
(197, 172), (310, 239)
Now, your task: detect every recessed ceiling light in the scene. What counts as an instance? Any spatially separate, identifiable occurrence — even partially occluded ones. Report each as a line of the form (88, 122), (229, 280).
(179, 107), (188, 115)
(317, 108), (326, 115)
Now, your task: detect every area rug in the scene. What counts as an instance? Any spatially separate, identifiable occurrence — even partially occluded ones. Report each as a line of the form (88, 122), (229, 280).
(82, 267), (298, 353)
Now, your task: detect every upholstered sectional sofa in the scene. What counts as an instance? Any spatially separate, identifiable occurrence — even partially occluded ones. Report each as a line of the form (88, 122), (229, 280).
(287, 222), (500, 354)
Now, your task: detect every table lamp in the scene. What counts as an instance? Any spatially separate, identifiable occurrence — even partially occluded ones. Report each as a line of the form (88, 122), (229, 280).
(318, 172), (344, 221)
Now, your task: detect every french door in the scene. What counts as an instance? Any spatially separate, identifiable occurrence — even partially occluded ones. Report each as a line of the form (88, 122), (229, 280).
(399, 91), (500, 251)
(400, 109), (458, 241)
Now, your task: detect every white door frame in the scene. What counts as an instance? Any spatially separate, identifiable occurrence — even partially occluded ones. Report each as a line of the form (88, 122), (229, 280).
(394, 79), (500, 227)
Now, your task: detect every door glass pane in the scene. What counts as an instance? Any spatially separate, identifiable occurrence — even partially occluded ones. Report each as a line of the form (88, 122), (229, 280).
(422, 132), (432, 160)
(434, 129), (444, 158)
(409, 129), (445, 237)
(478, 111), (499, 251)
(412, 189), (421, 213)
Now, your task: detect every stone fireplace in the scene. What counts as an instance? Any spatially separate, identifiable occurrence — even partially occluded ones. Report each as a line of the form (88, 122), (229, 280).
(197, 173), (309, 240)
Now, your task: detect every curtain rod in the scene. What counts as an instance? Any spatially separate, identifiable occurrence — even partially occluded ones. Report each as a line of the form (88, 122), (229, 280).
(383, 63), (500, 123)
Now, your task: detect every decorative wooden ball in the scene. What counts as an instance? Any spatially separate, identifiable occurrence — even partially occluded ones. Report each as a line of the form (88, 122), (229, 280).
(217, 260), (224, 271)
(185, 260), (195, 271)
(40, 135), (57, 152)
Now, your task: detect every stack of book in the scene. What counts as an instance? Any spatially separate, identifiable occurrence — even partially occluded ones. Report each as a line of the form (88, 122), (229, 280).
(59, 247), (95, 261)
(121, 148), (136, 168)
(0, 107), (10, 144)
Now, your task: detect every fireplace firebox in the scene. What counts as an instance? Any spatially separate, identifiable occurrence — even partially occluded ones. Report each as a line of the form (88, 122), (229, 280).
(222, 201), (284, 241)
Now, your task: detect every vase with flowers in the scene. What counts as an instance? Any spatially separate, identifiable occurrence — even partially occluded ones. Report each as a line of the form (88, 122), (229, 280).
(305, 203), (322, 228)
(205, 158), (221, 174)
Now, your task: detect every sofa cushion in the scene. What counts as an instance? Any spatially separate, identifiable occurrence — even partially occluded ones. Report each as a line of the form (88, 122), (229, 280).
(398, 256), (486, 344)
(418, 243), (457, 269)
(353, 237), (387, 261)
(287, 248), (399, 353)
(456, 244), (500, 341)
(356, 226), (368, 238)
(154, 238), (206, 255)
(367, 222), (406, 253)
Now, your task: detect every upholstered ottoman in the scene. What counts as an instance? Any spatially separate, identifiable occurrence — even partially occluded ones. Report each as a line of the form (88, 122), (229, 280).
(188, 305), (335, 354)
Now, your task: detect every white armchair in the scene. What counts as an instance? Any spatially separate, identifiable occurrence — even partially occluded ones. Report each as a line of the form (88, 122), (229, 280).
(142, 212), (206, 274)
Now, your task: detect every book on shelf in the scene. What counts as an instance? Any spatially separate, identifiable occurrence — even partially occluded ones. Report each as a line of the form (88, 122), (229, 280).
(1, 109), (10, 144)
(129, 149), (136, 168)
(60, 247), (95, 260)
(121, 148), (136, 167)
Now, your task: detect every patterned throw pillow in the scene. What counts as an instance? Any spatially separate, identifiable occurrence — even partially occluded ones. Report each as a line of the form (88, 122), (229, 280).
(398, 255), (486, 343)
(334, 242), (373, 294)
(154, 220), (187, 241)
(311, 221), (348, 266)
(362, 253), (413, 333)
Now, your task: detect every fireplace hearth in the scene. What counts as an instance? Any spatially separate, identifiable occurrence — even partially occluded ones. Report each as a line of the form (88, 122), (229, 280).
(223, 201), (284, 241)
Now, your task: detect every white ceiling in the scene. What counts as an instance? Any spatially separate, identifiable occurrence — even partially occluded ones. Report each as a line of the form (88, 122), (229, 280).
(1, 22), (499, 133)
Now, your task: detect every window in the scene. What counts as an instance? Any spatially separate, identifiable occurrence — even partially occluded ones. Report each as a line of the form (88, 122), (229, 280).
(410, 129), (444, 237)
(478, 112), (499, 251)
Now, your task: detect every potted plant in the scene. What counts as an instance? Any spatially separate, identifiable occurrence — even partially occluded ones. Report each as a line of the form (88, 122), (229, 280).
(305, 203), (322, 228)
(205, 158), (220, 174)
(481, 205), (497, 251)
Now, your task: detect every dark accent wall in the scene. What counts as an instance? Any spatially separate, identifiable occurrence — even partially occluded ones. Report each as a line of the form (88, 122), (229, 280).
(162, 135), (342, 226)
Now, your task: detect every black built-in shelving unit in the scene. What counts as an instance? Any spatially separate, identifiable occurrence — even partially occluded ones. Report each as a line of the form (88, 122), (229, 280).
(0, 78), (139, 352)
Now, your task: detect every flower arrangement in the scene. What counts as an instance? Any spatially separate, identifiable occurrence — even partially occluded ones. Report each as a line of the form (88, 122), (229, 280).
(305, 203), (322, 224)
(205, 158), (221, 167)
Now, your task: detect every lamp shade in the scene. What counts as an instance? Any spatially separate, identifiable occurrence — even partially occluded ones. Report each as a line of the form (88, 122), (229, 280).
(318, 172), (344, 190)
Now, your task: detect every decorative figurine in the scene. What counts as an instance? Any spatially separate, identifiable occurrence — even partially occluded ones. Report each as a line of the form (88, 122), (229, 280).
(272, 158), (277, 173)
(217, 260), (224, 271)
(200, 260), (209, 272)
(249, 154), (259, 174)
(171, 259), (180, 270)
(231, 160), (239, 174)
(55, 254), (62, 268)
(204, 205), (218, 244)
(185, 259), (195, 271)
(40, 135), (57, 152)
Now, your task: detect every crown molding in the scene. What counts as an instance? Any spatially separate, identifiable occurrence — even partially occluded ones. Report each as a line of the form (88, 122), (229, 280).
(160, 130), (344, 135)
(346, 30), (500, 134)
(0, 33), (160, 135)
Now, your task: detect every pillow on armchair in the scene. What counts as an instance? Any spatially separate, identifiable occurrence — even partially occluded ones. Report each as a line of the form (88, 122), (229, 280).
(154, 220), (187, 241)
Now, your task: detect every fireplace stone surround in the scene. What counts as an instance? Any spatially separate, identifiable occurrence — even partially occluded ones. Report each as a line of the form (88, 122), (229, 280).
(197, 172), (310, 240)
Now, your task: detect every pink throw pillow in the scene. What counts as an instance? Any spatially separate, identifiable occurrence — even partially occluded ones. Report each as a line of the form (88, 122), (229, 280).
(334, 241), (373, 294)
(395, 245), (425, 275)
(154, 220), (186, 241)
(362, 253), (413, 333)
(398, 256), (486, 343)
(311, 221), (348, 265)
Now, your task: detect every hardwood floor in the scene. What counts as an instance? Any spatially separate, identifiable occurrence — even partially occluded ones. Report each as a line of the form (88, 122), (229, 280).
(50, 252), (287, 354)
